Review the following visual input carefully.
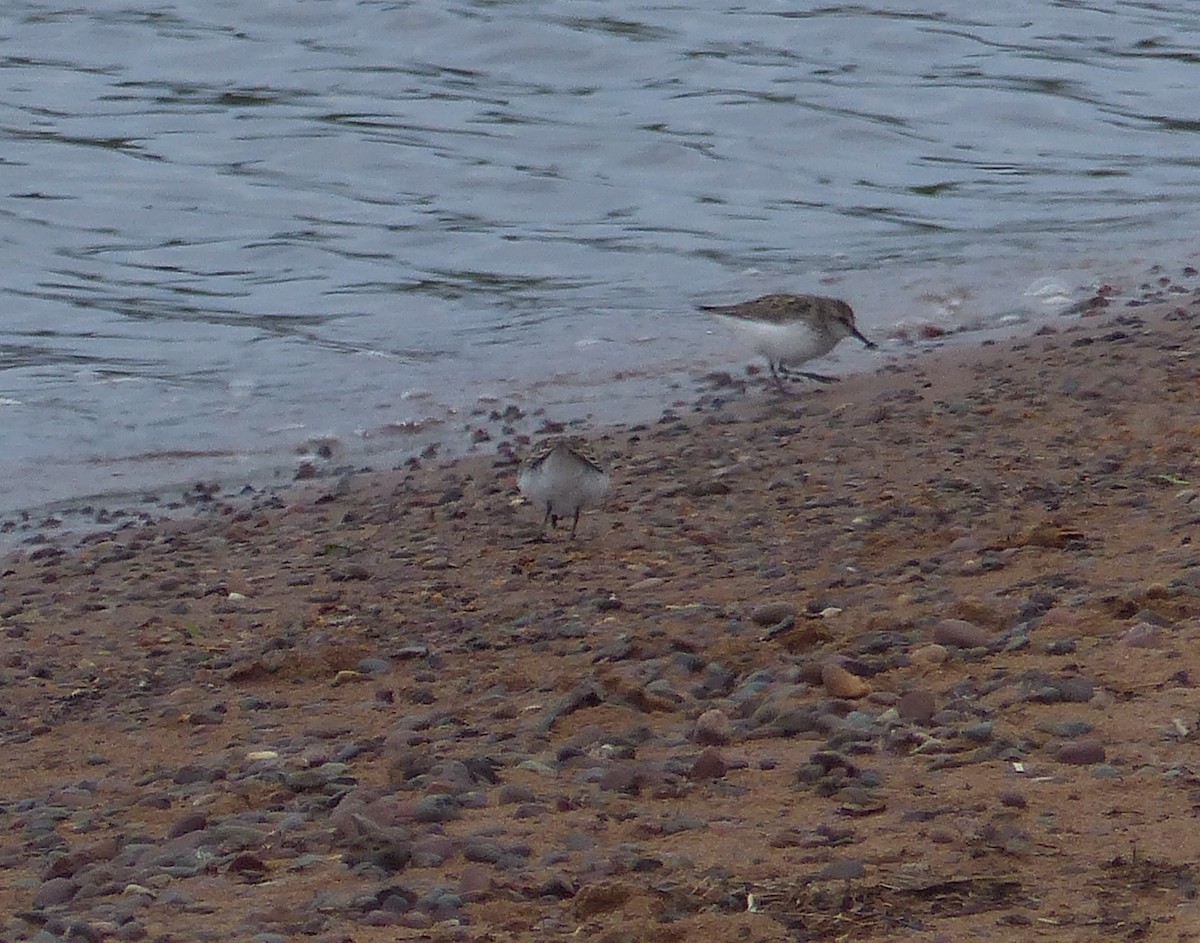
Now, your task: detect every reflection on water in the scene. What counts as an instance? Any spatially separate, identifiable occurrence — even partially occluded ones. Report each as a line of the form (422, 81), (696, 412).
(1, 0), (1198, 516)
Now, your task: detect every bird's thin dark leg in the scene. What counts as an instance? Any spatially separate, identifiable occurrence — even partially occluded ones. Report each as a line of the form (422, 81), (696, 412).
(570, 506), (581, 539)
(772, 364), (840, 383)
(768, 361), (790, 393)
(780, 366), (839, 384)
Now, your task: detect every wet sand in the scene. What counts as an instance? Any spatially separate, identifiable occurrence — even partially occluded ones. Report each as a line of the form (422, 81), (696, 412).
(2, 283), (1200, 942)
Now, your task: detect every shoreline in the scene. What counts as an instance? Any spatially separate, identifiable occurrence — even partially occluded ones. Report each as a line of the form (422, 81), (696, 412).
(3, 264), (1187, 558)
(2, 282), (1199, 941)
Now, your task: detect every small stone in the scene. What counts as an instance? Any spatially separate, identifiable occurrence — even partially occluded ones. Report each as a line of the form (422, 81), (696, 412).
(167, 812), (208, 839)
(1056, 739), (1106, 765)
(1039, 719), (1093, 739)
(896, 689), (936, 723)
(1121, 623), (1164, 648)
(932, 619), (990, 648)
(693, 709), (733, 746)
(34, 876), (80, 907)
(411, 795), (461, 823)
(1044, 639), (1077, 655)
(573, 881), (633, 918)
(821, 663), (870, 699)
(689, 748), (727, 781)
(909, 644), (949, 666)
(418, 887), (464, 919)
(461, 838), (505, 864)
(458, 863), (491, 899)
(410, 834), (455, 868)
(816, 858), (866, 881)
(750, 602), (797, 626)
(496, 783), (535, 805)
(962, 721), (994, 742)
(1055, 677), (1096, 703)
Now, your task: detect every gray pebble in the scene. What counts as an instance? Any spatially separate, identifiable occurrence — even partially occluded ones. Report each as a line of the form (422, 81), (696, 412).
(693, 709), (733, 746)
(1039, 719), (1093, 739)
(33, 877), (79, 908)
(411, 794), (461, 823)
(172, 764), (225, 786)
(962, 721), (994, 742)
(1045, 638), (1077, 655)
(418, 886), (463, 919)
(816, 859), (866, 881)
(462, 838), (505, 864)
(496, 783), (536, 804)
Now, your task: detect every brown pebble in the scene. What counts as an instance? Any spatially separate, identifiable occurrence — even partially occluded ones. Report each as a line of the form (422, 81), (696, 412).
(573, 880), (634, 918)
(897, 689), (937, 723)
(909, 643), (949, 667)
(932, 618), (990, 648)
(821, 663), (871, 699)
(750, 602), (797, 626)
(167, 812), (208, 839)
(999, 789), (1028, 809)
(689, 747), (727, 780)
(1056, 739), (1106, 765)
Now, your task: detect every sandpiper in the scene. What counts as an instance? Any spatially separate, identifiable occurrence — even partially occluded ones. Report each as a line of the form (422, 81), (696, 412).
(517, 435), (610, 538)
(698, 293), (876, 388)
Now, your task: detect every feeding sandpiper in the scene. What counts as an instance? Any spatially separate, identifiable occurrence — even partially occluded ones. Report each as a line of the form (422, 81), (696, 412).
(517, 435), (610, 538)
(698, 293), (877, 388)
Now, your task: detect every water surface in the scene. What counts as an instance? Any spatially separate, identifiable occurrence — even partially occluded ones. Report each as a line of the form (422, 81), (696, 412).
(2, 0), (1198, 516)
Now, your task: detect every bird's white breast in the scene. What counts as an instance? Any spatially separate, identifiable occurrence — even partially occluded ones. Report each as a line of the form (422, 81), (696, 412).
(716, 316), (835, 366)
(518, 449), (609, 516)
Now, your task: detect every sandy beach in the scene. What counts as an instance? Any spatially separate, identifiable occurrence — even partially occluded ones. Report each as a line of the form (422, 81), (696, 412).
(3, 276), (1200, 942)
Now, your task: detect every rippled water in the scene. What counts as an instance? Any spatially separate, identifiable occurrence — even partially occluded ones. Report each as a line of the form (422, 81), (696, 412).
(3, 0), (1199, 516)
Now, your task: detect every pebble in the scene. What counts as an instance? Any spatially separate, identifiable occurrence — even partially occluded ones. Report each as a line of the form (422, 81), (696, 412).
(821, 663), (871, 699)
(1121, 623), (1165, 648)
(1044, 639), (1077, 655)
(573, 881), (634, 918)
(909, 643), (949, 666)
(496, 783), (536, 805)
(688, 748), (727, 780)
(749, 602), (796, 626)
(410, 794), (461, 824)
(409, 834), (455, 868)
(166, 812), (208, 840)
(816, 858), (866, 881)
(1039, 719), (1093, 739)
(932, 619), (990, 648)
(692, 708), (733, 746)
(896, 689), (936, 723)
(1056, 739), (1107, 765)
(962, 721), (994, 742)
(34, 877), (79, 907)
